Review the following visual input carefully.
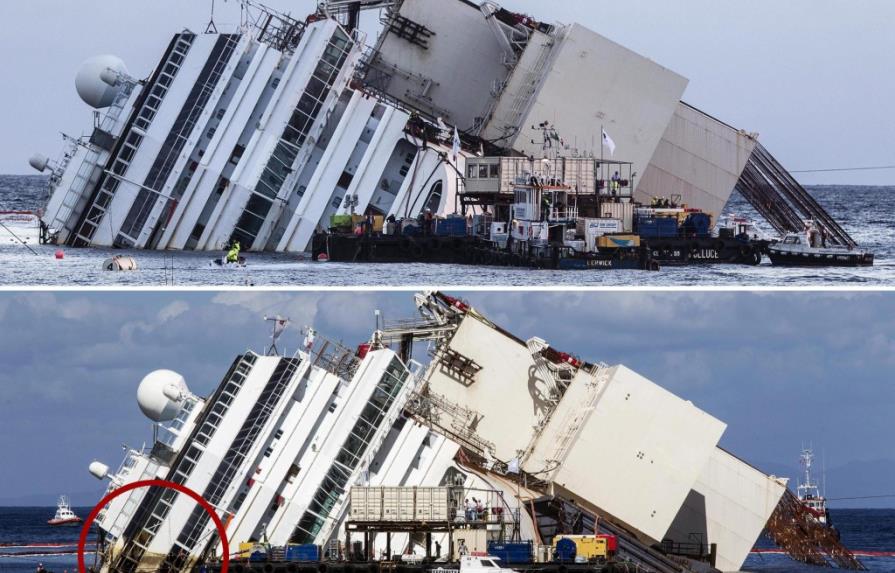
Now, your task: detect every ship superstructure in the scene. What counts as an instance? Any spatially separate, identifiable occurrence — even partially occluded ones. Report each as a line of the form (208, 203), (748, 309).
(83, 294), (864, 573)
(31, 0), (857, 254)
(797, 447), (828, 525)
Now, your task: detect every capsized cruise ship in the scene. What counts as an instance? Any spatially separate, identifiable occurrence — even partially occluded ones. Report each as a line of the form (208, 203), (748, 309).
(83, 293), (862, 573)
(31, 0), (848, 254)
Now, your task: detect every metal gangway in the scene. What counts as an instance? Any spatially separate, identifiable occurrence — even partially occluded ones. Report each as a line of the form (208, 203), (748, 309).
(736, 142), (858, 248)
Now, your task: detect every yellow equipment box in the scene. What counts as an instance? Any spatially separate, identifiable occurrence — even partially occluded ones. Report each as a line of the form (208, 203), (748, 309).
(554, 535), (608, 559)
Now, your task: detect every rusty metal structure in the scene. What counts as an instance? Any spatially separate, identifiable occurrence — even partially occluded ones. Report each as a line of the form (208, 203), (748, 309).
(765, 490), (865, 570)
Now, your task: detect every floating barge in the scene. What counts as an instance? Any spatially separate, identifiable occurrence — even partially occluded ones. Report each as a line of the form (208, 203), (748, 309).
(312, 233), (657, 271)
(313, 233), (769, 270)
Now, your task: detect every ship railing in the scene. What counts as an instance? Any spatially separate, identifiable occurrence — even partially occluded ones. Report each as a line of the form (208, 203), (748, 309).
(242, 0), (307, 53)
(308, 334), (361, 381)
(548, 206), (578, 221)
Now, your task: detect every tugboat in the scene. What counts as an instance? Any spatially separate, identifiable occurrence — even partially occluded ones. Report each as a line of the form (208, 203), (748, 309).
(797, 448), (830, 526)
(768, 222), (874, 267)
(47, 495), (83, 526)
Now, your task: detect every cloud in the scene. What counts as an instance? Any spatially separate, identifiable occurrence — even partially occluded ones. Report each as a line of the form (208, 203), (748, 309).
(158, 300), (189, 322)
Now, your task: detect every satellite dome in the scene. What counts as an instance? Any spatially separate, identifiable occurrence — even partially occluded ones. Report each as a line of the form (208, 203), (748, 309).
(137, 370), (189, 422)
(89, 461), (110, 480)
(75, 55), (129, 109)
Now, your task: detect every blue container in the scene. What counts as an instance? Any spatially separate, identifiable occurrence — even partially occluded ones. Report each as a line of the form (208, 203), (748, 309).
(554, 538), (577, 562)
(249, 550), (268, 563)
(637, 216), (679, 238)
(285, 544), (321, 562)
(487, 540), (533, 564)
(436, 217), (467, 237)
(681, 213), (711, 237)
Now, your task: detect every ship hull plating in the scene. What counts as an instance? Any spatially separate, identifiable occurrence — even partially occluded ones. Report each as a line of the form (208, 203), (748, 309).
(645, 237), (766, 266)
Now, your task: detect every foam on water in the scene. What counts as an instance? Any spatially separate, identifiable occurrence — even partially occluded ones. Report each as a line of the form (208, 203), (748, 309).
(2, 176), (892, 287)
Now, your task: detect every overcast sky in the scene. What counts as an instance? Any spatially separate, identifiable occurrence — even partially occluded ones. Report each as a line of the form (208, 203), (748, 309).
(0, 290), (892, 507)
(0, 0), (892, 184)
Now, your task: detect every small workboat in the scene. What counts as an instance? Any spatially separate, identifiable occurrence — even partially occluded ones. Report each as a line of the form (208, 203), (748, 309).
(768, 233), (874, 267)
(47, 495), (83, 526)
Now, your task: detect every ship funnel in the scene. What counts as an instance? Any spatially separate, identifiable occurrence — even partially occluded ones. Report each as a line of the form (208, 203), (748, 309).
(89, 461), (110, 480)
(137, 370), (190, 422)
(29, 154), (50, 173)
(75, 55), (129, 109)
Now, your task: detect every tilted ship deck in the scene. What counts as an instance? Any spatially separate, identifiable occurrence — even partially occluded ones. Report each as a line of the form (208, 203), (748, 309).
(83, 293), (862, 573)
(29, 0), (869, 266)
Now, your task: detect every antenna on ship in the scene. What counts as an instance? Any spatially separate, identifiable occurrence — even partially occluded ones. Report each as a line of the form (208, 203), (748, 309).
(206, 0), (219, 34)
(264, 315), (290, 356)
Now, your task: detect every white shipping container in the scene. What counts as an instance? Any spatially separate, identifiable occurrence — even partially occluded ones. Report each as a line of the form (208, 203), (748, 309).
(352, 486), (451, 522)
(415, 488), (432, 521)
(365, 486), (382, 521)
(577, 218), (623, 252)
(382, 487), (401, 521)
(599, 203), (635, 232)
(398, 488), (416, 521)
(431, 488), (449, 521)
(350, 488), (367, 521)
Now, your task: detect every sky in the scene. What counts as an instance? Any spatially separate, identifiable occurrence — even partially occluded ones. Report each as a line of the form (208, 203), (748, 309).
(0, 290), (893, 508)
(0, 0), (893, 184)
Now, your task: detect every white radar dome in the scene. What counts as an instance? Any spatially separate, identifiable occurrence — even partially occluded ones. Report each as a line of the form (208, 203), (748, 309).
(137, 369), (190, 422)
(75, 55), (129, 109)
(29, 154), (50, 173)
(89, 461), (110, 480)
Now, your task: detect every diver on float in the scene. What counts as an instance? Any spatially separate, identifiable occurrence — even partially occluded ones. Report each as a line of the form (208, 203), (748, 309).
(227, 241), (241, 264)
(214, 241), (245, 267)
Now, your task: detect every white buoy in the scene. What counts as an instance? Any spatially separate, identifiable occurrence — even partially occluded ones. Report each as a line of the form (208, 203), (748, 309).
(103, 256), (138, 271)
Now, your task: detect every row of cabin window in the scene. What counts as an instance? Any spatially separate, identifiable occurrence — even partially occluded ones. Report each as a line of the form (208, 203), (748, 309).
(467, 164), (501, 179)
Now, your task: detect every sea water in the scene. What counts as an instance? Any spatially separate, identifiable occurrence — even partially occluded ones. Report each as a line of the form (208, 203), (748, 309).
(1, 507), (893, 573)
(1, 176), (892, 287)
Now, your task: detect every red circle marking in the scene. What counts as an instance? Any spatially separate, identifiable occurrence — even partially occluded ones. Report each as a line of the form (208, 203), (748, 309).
(77, 479), (229, 573)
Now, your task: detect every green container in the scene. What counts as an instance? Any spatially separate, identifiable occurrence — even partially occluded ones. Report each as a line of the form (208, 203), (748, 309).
(331, 214), (353, 229)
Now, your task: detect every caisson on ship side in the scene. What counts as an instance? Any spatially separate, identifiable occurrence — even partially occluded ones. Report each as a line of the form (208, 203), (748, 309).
(83, 293), (864, 573)
(30, 1), (871, 268)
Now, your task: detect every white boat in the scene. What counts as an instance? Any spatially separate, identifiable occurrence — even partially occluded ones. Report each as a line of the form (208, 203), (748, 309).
(768, 232), (874, 267)
(47, 495), (83, 526)
(797, 448), (829, 525)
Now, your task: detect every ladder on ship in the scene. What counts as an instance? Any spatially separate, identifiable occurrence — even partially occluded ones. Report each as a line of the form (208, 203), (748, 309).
(71, 34), (196, 248)
(736, 142), (858, 248)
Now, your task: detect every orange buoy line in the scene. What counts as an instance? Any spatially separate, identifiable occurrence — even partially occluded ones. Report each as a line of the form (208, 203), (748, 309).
(751, 549), (895, 558)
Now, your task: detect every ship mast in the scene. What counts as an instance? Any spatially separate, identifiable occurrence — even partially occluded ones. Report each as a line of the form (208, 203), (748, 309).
(798, 446), (820, 499)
